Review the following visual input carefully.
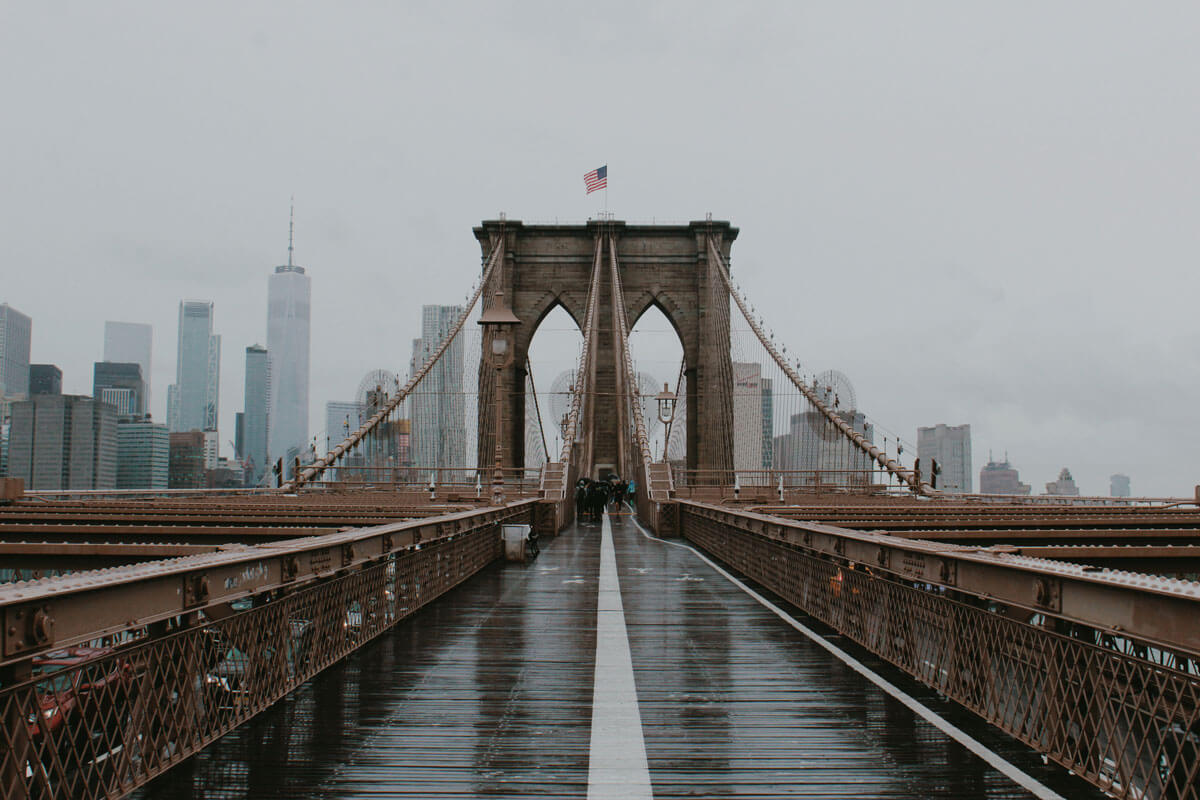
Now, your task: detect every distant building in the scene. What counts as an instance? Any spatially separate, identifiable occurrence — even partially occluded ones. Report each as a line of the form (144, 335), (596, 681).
(29, 364), (63, 396)
(760, 377), (773, 469)
(917, 423), (972, 493)
(979, 456), (1031, 495)
(409, 306), (465, 474)
(93, 362), (146, 418)
(234, 412), (244, 460)
(242, 344), (270, 485)
(104, 322), (153, 413)
(168, 301), (220, 434)
(1110, 473), (1131, 498)
(732, 363), (764, 481)
(772, 410), (874, 486)
(202, 429), (219, 471)
(207, 457), (244, 489)
(116, 419), (169, 489)
(168, 431), (207, 488)
(1045, 467), (1080, 496)
(8, 395), (117, 489)
(325, 400), (364, 447)
(0, 303), (32, 399)
(267, 214), (311, 478)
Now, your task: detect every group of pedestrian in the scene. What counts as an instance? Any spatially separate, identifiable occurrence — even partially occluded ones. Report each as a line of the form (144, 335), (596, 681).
(573, 475), (637, 523)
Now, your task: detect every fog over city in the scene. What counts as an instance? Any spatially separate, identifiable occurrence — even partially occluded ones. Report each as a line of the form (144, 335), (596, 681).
(2, 3), (1197, 495)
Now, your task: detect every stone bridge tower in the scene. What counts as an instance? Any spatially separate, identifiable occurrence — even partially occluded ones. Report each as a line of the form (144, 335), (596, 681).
(474, 218), (737, 480)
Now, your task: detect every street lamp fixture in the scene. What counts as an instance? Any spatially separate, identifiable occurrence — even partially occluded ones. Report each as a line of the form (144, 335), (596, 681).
(655, 383), (676, 425)
(478, 291), (521, 505)
(656, 382), (677, 462)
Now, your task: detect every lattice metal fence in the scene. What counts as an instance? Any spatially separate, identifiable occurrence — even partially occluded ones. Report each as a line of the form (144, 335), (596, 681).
(683, 510), (1200, 800)
(0, 525), (502, 800)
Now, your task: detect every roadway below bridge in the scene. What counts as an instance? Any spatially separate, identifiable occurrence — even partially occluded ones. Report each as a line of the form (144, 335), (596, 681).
(135, 511), (1101, 799)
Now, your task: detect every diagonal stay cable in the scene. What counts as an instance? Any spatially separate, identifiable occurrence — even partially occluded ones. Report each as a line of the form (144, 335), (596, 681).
(705, 236), (921, 493)
(290, 238), (505, 490)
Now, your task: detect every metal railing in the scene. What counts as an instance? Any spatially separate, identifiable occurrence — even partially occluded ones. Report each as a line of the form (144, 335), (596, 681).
(0, 502), (535, 799)
(681, 501), (1200, 800)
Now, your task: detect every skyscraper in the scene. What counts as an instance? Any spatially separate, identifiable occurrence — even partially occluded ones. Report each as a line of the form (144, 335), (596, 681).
(979, 455), (1031, 495)
(409, 305), (464, 473)
(168, 301), (220, 434)
(732, 362), (764, 482)
(0, 304), (32, 399)
(103, 322), (153, 413)
(8, 395), (117, 489)
(1045, 467), (1080, 496)
(771, 410), (875, 485)
(325, 400), (365, 447)
(267, 207), (311, 477)
(242, 344), (270, 485)
(916, 423), (972, 493)
(93, 362), (146, 418)
(1110, 473), (1131, 498)
(168, 431), (206, 488)
(116, 419), (169, 489)
(760, 376), (773, 470)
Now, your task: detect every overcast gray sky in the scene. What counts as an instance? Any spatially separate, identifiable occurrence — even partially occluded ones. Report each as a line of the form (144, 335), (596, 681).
(3, 2), (1198, 496)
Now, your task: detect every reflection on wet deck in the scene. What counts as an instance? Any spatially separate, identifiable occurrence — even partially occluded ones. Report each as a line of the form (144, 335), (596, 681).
(137, 513), (1101, 799)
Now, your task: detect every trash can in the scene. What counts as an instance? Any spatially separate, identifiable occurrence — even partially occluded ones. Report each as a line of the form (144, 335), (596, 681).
(502, 524), (531, 563)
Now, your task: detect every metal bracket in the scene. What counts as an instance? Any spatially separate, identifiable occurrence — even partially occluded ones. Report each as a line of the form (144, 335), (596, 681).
(183, 574), (211, 608)
(282, 556), (300, 582)
(3, 604), (55, 657)
(1034, 578), (1062, 612)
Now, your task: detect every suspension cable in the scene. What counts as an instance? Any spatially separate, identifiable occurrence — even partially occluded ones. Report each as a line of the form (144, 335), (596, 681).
(609, 232), (654, 471)
(559, 232), (605, 465)
(525, 356), (549, 464)
(289, 238), (505, 490)
(705, 236), (921, 493)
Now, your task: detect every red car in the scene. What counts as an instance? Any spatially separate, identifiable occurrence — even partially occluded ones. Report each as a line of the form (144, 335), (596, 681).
(26, 646), (126, 743)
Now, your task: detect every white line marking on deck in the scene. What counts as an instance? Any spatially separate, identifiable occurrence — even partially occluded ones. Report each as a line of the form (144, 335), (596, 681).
(587, 511), (653, 800)
(630, 518), (1066, 800)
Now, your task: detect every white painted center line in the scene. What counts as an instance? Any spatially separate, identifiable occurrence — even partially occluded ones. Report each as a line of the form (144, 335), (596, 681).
(587, 512), (653, 800)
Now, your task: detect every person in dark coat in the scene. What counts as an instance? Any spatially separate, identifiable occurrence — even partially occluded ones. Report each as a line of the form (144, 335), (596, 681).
(575, 479), (589, 521)
(588, 481), (610, 521)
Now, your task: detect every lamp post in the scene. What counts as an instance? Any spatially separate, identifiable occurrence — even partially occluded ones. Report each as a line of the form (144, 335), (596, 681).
(478, 291), (521, 505)
(655, 382), (677, 461)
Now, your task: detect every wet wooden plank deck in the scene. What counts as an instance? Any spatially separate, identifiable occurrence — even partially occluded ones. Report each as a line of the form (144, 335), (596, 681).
(138, 512), (1100, 799)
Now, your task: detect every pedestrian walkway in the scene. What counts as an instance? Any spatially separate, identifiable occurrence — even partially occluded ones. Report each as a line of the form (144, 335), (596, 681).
(138, 510), (1099, 799)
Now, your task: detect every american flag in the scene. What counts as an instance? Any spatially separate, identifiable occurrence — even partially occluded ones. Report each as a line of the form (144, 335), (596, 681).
(583, 165), (607, 194)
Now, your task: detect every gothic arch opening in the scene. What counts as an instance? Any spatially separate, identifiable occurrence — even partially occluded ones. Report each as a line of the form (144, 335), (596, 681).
(525, 302), (584, 465)
(627, 302), (686, 465)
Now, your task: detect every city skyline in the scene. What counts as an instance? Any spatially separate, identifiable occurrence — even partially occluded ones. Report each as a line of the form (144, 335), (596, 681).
(2, 5), (1198, 495)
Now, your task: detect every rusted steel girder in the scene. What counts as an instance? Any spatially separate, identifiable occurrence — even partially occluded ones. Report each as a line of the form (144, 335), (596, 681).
(0, 525), (332, 544)
(0, 500), (538, 667)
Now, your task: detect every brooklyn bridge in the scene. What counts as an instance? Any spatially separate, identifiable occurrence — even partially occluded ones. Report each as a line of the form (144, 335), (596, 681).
(1, 219), (1197, 799)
